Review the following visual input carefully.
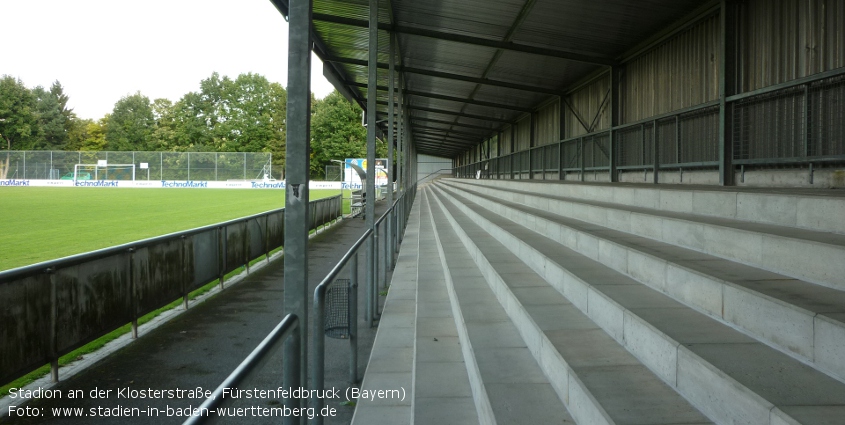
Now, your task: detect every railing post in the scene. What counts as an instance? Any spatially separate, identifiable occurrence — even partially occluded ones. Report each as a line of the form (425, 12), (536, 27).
(350, 253), (359, 384)
(366, 230), (374, 328)
(311, 288), (325, 424)
(373, 224), (380, 321)
(128, 248), (139, 340)
(181, 236), (189, 309)
(48, 268), (59, 382)
(244, 221), (250, 274)
(219, 226), (227, 289)
(265, 214), (271, 264)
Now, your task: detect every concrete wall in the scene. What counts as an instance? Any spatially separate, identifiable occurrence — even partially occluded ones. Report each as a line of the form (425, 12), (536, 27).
(417, 154), (452, 183)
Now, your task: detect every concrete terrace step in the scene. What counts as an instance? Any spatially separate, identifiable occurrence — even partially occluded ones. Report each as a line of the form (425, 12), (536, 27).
(351, 194), (422, 424)
(412, 193), (478, 424)
(423, 190), (574, 425)
(438, 181), (845, 383)
(426, 187), (714, 425)
(451, 179), (845, 235)
(430, 183), (845, 425)
(444, 180), (845, 292)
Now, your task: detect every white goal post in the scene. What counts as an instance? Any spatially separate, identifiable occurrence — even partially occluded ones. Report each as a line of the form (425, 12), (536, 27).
(73, 163), (136, 182)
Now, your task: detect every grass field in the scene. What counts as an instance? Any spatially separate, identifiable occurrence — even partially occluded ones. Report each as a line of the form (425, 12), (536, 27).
(0, 187), (346, 271)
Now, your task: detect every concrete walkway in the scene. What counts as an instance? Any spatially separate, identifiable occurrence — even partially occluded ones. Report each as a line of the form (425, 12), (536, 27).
(1, 202), (391, 425)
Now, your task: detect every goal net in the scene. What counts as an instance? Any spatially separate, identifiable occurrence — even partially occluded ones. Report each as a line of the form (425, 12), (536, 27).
(73, 163), (136, 181)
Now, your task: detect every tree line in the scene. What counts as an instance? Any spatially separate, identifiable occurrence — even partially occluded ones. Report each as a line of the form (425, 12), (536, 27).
(0, 72), (385, 179)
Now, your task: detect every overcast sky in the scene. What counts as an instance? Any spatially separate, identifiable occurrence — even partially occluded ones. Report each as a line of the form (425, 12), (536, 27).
(1, 0), (336, 120)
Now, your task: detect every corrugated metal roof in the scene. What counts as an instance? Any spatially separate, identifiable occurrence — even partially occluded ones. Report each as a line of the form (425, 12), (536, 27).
(301, 0), (717, 158)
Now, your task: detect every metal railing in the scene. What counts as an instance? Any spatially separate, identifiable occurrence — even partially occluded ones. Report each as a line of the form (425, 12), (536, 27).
(455, 67), (845, 182)
(183, 314), (301, 425)
(200, 175), (423, 425)
(0, 196), (341, 386)
(309, 184), (416, 425)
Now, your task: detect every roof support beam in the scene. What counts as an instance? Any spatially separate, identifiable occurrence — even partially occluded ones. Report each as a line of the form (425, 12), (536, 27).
(413, 138), (470, 147)
(413, 134), (479, 146)
(376, 101), (512, 123)
(410, 117), (497, 132)
(346, 81), (531, 112)
(413, 133), (480, 145)
(329, 56), (563, 96)
(312, 13), (616, 66)
(411, 125), (487, 140)
(412, 131), (480, 143)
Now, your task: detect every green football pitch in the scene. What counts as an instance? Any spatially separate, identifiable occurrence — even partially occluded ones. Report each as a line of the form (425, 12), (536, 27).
(0, 187), (345, 271)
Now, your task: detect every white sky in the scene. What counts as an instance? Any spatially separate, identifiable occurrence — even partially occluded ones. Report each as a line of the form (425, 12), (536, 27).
(0, 0), (335, 120)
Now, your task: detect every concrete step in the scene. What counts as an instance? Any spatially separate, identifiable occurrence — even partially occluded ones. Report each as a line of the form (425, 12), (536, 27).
(351, 194), (423, 424)
(430, 183), (845, 425)
(426, 187), (714, 425)
(451, 179), (845, 235)
(438, 181), (845, 383)
(444, 180), (845, 291)
(423, 190), (575, 425)
(411, 193), (480, 424)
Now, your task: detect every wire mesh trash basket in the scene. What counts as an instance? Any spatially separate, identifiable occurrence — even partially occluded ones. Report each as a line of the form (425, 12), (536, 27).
(325, 279), (350, 339)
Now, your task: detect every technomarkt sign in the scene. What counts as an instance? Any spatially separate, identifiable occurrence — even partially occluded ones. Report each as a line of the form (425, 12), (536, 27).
(161, 180), (209, 188)
(5, 180), (342, 189)
(0, 179), (30, 186)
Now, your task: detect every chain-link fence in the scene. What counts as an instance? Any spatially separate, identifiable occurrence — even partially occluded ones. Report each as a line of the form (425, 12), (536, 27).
(0, 151), (272, 181)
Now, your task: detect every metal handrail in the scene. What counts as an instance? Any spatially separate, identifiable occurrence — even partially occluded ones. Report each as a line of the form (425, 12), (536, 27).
(309, 185), (420, 425)
(310, 229), (370, 418)
(183, 314), (301, 425)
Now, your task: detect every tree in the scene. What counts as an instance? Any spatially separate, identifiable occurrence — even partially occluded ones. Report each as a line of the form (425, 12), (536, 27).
(149, 98), (178, 150)
(51, 81), (77, 141)
(106, 92), (154, 151)
(268, 83), (287, 177)
(82, 117), (109, 151)
(168, 72), (286, 171)
(33, 85), (67, 149)
(309, 90), (387, 179)
(67, 117), (92, 151)
(0, 76), (39, 178)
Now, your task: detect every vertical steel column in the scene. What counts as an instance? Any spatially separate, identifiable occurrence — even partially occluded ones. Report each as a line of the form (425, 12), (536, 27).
(559, 97), (566, 180)
(802, 84), (809, 158)
(366, 0), (378, 327)
(719, 0), (736, 186)
(387, 34), (395, 270)
(529, 112), (535, 179)
(283, 320), (301, 425)
(653, 120), (659, 183)
(510, 125), (516, 179)
(609, 66), (620, 182)
(285, 0), (311, 404)
(580, 137), (586, 181)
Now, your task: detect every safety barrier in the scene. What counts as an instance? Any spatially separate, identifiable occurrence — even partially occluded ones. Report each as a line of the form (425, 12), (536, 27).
(0, 196), (341, 386)
(456, 67), (845, 182)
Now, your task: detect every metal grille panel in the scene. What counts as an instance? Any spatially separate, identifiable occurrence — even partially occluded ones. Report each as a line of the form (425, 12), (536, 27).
(325, 279), (350, 339)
